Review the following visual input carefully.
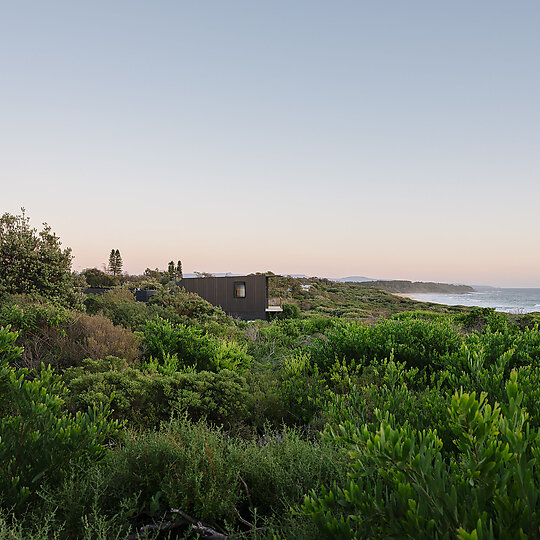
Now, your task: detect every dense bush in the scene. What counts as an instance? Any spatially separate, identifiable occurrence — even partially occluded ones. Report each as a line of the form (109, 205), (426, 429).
(0, 296), (72, 333)
(64, 357), (251, 428)
(249, 317), (331, 366)
(84, 288), (148, 330)
(456, 306), (510, 333)
(105, 420), (242, 523)
(81, 267), (116, 287)
(60, 313), (141, 367)
(310, 318), (463, 375)
(304, 372), (540, 539)
(279, 351), (330, 424)
(0, 326), (119, 511)
(143, 316), (252, 372)
(61, 419), (347, 536)
(2, 267), (540, 539)
(269, 302), (302, 320)
(147, 287), (230, 325)
(0, 301), (141, 368)
(327, 358), (454, 451)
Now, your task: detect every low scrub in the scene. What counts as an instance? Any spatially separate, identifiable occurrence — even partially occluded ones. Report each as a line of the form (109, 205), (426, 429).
(0, 300), (141, 368)
(64, 357), (251, 428)
(143, 316), (252, 372)
(61, 419), (347, 536)
(310, 318), (462, 374)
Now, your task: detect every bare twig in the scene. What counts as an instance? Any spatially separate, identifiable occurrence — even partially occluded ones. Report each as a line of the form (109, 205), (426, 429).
(126, 509), (228, 540)
(170, 509), (228, 539)
(238, 474), (253, 509)
(235, 508), (254, 528)
(192, 521), (228, 539)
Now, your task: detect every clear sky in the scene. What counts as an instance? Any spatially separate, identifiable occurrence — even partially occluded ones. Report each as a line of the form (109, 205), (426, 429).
(2, 1), (539, 286)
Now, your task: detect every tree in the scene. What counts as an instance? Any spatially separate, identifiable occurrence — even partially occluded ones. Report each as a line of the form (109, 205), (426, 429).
(82, 267), (116, 287)
(168, 261), (175, 282)
(0, 209), (79, 305)
(167, 260), (183, 284)
(115, 249), (123, 275)
(176, 260), (183, 282)
(108, 250), (115, 275)
(108, 249), (123, 277)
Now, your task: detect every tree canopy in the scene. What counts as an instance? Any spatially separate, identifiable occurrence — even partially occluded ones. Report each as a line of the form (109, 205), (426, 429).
(82, 267), (116, 287)
(0, 209), (80, 305)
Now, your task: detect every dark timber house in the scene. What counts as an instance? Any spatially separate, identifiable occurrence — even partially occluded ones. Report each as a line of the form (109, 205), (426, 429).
(180, 275), (282, 320)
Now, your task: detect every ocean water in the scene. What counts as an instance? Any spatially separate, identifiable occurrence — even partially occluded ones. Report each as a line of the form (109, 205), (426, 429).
(405, 287), (540, 314)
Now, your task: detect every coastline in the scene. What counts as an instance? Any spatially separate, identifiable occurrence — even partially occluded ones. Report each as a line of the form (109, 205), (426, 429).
(392, 289), (540, 314)
(394, 292), (424, 300)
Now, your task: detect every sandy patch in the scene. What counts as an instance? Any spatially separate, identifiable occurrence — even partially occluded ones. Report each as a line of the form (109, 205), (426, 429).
(392, 292), (428, 302)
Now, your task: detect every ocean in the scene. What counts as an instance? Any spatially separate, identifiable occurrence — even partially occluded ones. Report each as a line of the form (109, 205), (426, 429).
(404, 287), (540, 314)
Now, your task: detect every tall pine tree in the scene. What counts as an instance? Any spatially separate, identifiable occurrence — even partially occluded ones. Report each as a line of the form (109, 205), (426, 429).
(108, 249), (123, 277)
(168, 261), (175, 282)
(114, 250), (123, 276)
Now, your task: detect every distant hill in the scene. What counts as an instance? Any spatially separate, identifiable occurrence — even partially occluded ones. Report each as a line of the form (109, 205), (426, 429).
(334, 276), (373, 283)
(358, 280), (475, 294)
(183, 272), (241, 278)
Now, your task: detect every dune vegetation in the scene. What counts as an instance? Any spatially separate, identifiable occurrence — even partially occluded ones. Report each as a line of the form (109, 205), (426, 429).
(1, 210), (540, 539)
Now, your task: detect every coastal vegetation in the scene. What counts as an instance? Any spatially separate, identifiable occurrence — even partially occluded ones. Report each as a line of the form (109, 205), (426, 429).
(356, 280), (475, 294)
(266, 275), (471, 320)
(1, 210), (540, 538)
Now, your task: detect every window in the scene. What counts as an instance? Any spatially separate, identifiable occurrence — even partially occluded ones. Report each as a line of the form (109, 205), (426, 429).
(234, 281), (246, 298)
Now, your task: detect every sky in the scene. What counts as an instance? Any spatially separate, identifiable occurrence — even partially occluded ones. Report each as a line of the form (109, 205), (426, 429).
(1, 1), (539, 287)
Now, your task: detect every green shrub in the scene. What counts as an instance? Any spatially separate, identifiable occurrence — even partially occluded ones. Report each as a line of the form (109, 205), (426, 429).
(104, 420), (242, 522)
(249, 318), (327, 365)
(301, 316), (334, 334)
(515, 312), (540, 330)
(0, 326), (119, 511)
(83, 420), (346, 535)
(269, 302), (302, 320)
(242, 370), (287, 429)
(64, 358), (250, 428)
(143, 316), (252, 372)
(327, 359), (453, 451)
(304, 372), (540, 539)
(147, 287), (230, 325)
(0, 211), (83, 309)
(38, 463), (143, 540)
(310, 318), (462, 375)
(0, 301), (141, 369)
(437, 326), (540, 398)
(0, 297), (72, 334)
(84, 288), (148, 330)
(0, 508), (63, 539)
(237, 430), (348, 519)
(474, 324), (540, 368)
(279, 351), (330, 424)
(457, 307), (510, 333)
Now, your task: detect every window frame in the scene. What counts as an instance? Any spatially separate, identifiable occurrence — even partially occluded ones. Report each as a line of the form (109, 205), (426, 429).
(233, 281), (246, 299)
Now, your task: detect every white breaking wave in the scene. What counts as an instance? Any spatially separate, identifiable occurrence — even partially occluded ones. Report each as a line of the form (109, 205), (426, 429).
(405, 289), (540, 314)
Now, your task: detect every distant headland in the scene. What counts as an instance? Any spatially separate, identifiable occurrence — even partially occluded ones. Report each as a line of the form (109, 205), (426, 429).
(356, 280), (475, 294)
